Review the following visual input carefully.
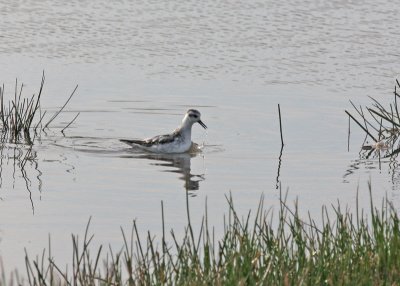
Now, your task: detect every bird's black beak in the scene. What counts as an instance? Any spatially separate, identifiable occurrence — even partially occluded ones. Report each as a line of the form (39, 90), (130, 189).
(198, 120), (207, 129)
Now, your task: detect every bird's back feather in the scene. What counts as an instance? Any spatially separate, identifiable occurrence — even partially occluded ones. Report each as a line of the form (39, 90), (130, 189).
(120, 130), (181, 148)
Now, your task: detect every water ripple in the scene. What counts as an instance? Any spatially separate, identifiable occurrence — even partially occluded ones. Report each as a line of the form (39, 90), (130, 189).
(0, 0), (398, 91)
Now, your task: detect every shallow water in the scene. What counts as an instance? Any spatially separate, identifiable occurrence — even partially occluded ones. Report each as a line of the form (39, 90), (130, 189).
(0, 0), (399, 272)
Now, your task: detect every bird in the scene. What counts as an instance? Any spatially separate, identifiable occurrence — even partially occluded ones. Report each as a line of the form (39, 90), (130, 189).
(120, 109), (207, 153)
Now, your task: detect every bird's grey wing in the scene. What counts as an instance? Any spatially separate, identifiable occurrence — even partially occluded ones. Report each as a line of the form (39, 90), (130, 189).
(120, 139), (149, 146)
(120, 131), (180, 147)
(147, 133), (178, 145)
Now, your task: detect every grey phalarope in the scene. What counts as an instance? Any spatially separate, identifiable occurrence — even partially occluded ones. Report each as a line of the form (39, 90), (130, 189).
(120, 109), (207, 153)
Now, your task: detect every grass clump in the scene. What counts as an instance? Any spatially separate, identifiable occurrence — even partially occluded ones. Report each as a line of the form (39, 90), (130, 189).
(3, 187), (400, 285)
(0, 72), (78, 145)
(346, 79), (400, 157)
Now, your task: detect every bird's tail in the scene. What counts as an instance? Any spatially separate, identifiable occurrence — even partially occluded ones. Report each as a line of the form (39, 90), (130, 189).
(120, 139), (146, 146)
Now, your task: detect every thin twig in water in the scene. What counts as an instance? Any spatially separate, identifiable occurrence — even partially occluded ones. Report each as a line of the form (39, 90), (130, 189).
(368, 108), (400, 128)
(61, 112), (80, 134)
(348, 115), (350, 152)
(345, 110), (377, 142)
(44, 84), (78, 129)
(278, 104), (284, 146)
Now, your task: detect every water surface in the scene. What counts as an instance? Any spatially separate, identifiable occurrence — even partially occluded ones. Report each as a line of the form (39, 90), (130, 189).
(0, 0), (399, 272)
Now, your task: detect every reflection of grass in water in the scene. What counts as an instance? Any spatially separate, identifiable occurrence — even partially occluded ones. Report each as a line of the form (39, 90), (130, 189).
(0, 143), (78, 215)
(0, 145), (41, 214)
(3, 186), (400, 285)
(0, 72), (79, 145)
(0, 72), (78, 214)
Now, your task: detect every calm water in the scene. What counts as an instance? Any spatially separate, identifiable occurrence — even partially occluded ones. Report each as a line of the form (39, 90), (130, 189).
(0, 0), (400, 272)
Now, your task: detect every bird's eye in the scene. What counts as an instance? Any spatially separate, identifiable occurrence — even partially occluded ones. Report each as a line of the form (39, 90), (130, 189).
(189, 114), (198, 119)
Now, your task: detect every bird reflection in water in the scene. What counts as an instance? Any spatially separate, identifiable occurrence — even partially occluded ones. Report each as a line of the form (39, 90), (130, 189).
(123, 145), (205, 195)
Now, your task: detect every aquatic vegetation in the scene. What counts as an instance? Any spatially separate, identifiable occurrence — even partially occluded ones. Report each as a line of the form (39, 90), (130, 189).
(2, 186), (400, 285)
(0, 73), (79, 216)
(0, 72), (79, 145)
(346, 79), (400, 158)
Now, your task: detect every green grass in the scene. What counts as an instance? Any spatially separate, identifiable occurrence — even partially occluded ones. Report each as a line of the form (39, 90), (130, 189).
(2, 185), (400, 285)
(0, 72), (79, 145)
